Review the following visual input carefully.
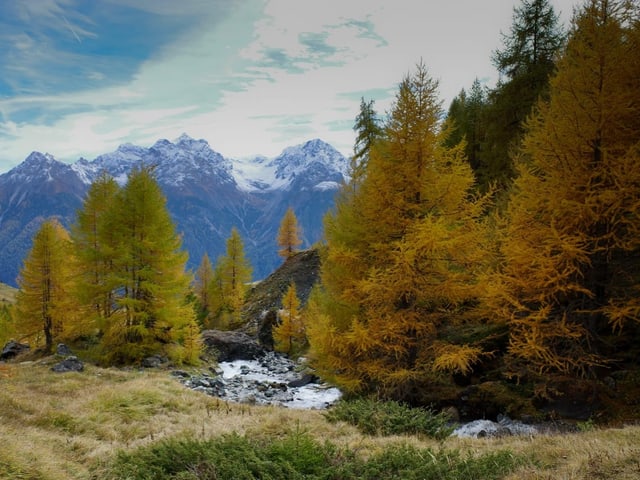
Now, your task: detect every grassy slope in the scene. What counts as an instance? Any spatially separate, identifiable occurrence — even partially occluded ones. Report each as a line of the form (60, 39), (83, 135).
(0, 358), (638, 479)
(0, 282), (17, 304)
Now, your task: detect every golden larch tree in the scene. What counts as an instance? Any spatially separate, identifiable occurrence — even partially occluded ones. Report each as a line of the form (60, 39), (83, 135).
(308, 63), (493, 402)
(485, 0), (640, 376)
(277, 207), (302, 258)
(273, 283), (305, 356)
(14, 219), (82, 352)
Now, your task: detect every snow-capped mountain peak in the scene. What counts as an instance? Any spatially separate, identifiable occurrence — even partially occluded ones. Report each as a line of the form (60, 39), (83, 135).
(232, 138), (349, 192)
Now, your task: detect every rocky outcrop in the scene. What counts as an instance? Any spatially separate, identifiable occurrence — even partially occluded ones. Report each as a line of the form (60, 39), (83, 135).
(241, 249), (321, 341)
(0, 340), (30, 360)
(202, 330), (265, 362)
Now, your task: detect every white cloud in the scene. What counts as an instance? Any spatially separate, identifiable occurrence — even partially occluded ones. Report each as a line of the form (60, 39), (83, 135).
(0, 0), (577, 172)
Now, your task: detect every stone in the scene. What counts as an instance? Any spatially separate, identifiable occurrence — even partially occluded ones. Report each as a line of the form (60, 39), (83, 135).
(0, 340), (30, 360)
(201, 330), (265, 362)
(141, 355), (167, 368)
(51, 356), (84, 373)
(287, 373), (317, 388)
(56, 343), (72, 356)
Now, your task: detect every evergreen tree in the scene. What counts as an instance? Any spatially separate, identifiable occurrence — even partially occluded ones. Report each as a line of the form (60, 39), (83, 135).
(445, 79), (488, 175)
(273, 283), (305, 356)
(309, 63), (492, 402)
(351, 97), (383, 187)
(14, 219), (81, 352)
(101, 166), (197, 364)
(486, 0), (640, 376)
(277, 207), (303, 259)
(479, 0), (565, 192)
(71, 171), (120, 329)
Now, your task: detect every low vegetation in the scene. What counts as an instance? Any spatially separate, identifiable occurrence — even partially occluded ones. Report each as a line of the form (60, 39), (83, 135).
(0, 360), (639, 480)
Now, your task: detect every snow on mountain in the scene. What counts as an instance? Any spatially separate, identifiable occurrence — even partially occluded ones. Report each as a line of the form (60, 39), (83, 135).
(0, 135), (350, 286)
(232, 139), (349, 192)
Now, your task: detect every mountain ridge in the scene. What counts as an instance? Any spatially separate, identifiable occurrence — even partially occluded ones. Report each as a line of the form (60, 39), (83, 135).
(0, 135), (349, 286)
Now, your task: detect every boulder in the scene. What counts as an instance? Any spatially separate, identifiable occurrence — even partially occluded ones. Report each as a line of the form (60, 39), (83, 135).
(141, 355), (167, 368)
(202, 330), (265, 362)
(56, 343), (72, 356)
(0, 340), (30, 360)
(51, 356), (84, 373)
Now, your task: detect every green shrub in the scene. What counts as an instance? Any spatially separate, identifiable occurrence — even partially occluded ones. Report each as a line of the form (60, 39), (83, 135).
(96, 431), (526, 480)
(324, 398), (454, 439)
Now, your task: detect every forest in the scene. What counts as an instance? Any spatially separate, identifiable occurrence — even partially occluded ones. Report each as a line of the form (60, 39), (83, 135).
(1, 0), (639, 422)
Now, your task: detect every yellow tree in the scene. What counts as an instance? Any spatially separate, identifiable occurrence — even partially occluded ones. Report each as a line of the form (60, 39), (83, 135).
(14, 219), (82, 352)
(193, 252), (214, 323)
(273, 283), (305, 356)
(101, 166), (198, 364)
(71, 171), (120, 331)
(308, 63), (492, 401)
(277, 207), (302, 259)
(486, 0), (640, 376)
(207, 228), (252, 329)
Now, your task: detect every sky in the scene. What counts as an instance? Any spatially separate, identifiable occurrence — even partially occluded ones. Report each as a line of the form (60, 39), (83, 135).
(0, 0), (578, 173)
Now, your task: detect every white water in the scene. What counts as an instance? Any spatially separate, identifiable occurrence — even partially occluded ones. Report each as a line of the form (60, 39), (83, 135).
(218, 359), (342, 409)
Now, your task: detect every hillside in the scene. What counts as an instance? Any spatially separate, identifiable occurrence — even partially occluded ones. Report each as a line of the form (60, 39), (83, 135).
(0, 282), (17, 304)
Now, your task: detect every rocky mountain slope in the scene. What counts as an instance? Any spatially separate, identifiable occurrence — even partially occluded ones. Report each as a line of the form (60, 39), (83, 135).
(0, 135), (348, 286)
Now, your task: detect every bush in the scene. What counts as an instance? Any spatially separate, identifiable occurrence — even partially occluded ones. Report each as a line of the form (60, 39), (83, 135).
(324, 398), (454, 439)
(97, 431), (526, 480)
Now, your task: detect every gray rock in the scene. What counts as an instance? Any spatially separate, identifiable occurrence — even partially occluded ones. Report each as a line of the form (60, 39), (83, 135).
(0, 340), (30, 360)
(288, 373), (317, 388)
(141, 355), (167, 368)
(56, 343), (72, 356)
(202, 330), (265, 362)
(51, 356), (84, 373)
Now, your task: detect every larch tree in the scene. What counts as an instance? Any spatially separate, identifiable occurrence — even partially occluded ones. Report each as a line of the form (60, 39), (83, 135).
(207, 227), (252, 329)
(71, 171), (120, 330)
(273, 283), (305, 356)
(101, 166), (198, 364)
(193, 252), (214, 323)
(277, 207), (303, 259)
(14, 219), (82, 352)
(486, 0), (640, 376)
(308, 62), (493, 402)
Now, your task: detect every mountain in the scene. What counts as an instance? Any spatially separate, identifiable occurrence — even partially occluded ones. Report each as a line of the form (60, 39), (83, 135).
(0, 135), (349, 287)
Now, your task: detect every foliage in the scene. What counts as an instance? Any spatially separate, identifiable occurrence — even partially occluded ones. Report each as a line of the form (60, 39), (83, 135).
(0, 304), (15, 347)
(272, 283), (305, 356)
(192, 252), (214, 324)
(324, 398), (453, 439)
(351, 97), (383, 185)
(451, 0), (565, 193)
(71, 171), (120, 332)
(486, 0), (640, 375)
(14, 219), (83, 352)
(277, 207), (303, 259)
(99, 431), (525, 480)
(308, 62), (493, 402)
(206, 227), (252, 329)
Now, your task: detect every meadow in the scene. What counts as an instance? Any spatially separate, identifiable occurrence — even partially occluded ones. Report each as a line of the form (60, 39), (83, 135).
(0, 358), (638, 479)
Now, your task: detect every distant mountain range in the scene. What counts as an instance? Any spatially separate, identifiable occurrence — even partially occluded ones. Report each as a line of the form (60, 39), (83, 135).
(0, 134), (349, 287)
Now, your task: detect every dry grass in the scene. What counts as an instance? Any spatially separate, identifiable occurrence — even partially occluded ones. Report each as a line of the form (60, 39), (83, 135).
(0, 358), (638, 480)
(0, 282), (17, 304)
